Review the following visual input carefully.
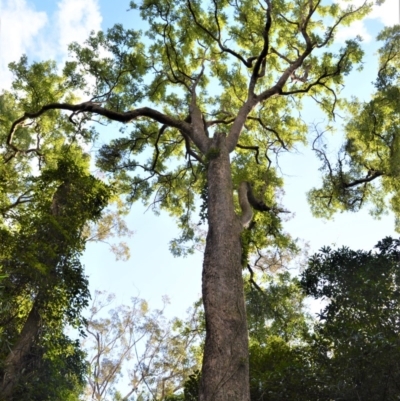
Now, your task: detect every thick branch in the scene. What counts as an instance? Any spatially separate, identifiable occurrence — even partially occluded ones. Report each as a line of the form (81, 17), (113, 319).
(226, 100), (256, 153)
(189, 64), (210, 154)
(238, 181), (288, 228)
(206, 117), (235, 128)
(343, 170), (383, 189)
(7, 101), (210, 157)
(238, 182), (254, 228)
(181, 130), (205, 164)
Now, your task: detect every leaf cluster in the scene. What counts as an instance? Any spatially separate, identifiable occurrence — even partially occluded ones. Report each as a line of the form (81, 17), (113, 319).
(308, 26), (400, 231)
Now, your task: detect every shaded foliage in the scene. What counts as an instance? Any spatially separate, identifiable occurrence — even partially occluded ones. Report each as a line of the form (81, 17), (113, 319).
(301, 237), (400, 400)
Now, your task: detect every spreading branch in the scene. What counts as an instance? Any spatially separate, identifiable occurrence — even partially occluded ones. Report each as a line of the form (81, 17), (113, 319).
(7, 101), (210, 158)
(186, 0), (253, 68)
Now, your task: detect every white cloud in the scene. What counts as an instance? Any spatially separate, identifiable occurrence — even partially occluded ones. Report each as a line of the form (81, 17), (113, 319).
(335, 0), (399, 43)
(55, 0), (102, 54)
(0, 0), (48, 89)
(0, 0), (102, 91)
(369, 0), (399, 27)
(334, 19), (373, 43)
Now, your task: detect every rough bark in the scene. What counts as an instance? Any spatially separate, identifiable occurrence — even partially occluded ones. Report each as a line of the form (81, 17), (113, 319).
(1, 306), (41, 400)
(200, 133), (250, 401)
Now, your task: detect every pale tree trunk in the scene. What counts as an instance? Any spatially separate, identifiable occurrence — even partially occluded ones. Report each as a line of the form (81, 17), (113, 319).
(200, 133), (250, 401)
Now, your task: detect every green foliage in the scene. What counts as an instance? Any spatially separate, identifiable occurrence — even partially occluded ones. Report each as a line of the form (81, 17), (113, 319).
(0, 96), (111, 398)
(46, 0), (369, 255)
(301, 237), (400, 400)
(246, 272), (310, 342)
(67, 24), (146, 108)
(240, 229), (252, 267)
(309, 25), (400, 230)
(12, 334), (87, 401)
(249, 337), (314, 401)
(244, 272), (314, 400)
(0, 0), (388, 398)
(1, 0), (376, 260)
(0, 151), (109, 397)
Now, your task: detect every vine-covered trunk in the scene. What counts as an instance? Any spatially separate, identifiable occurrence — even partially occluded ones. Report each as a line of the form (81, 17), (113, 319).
(1, 305), (41, 400)
(200, 134), (250, 401)
(0, 183), (70, 400)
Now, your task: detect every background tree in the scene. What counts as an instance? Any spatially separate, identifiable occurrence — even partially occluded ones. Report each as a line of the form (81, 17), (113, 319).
(245, 272), (313, 401)
(82, 291), (203, 401)
(4, 1), (373, 399)
(81, 237), (400, 401)
(0, 70), (112, 399)
(309, 25), (400, 226)
(301, 237), (400, 400)
(0, 150), (110, 400)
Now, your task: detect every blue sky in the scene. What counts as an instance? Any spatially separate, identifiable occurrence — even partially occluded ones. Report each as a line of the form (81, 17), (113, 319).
(1, 0), (400, 317)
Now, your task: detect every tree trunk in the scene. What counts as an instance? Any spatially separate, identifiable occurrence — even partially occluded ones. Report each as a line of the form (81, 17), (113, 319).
(1, 306), (41, 400)
(200, 133), (250, 401)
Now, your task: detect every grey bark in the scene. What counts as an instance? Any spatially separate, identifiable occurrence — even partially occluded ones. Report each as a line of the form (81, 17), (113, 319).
(200, 133), (250, 401)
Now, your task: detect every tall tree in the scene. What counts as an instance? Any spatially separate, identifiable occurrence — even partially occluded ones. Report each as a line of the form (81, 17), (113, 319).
(0, 151), (110, 399)
(82, 291), (202, 401)
(0, 82), (111, 399)
(4, 1), (371, 399)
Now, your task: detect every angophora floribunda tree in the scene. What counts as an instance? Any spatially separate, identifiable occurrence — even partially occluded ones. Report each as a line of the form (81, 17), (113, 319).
(4, 0), (372, 399)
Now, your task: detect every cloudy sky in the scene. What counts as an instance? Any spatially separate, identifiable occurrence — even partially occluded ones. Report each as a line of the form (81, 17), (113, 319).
(1, 0), (399, 316)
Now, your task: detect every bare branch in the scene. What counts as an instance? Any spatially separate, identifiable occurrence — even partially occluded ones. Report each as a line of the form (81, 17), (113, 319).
(247, 116), (289, 151)
(186, 0), (252, 67)
(0, 191), (34, 215)
(246, 264), (265, 295)
(249, 0), (272, 95)
(316, 1), (368, 48)
(152, 124), (167, 171)
(236, 143), (260, 164)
